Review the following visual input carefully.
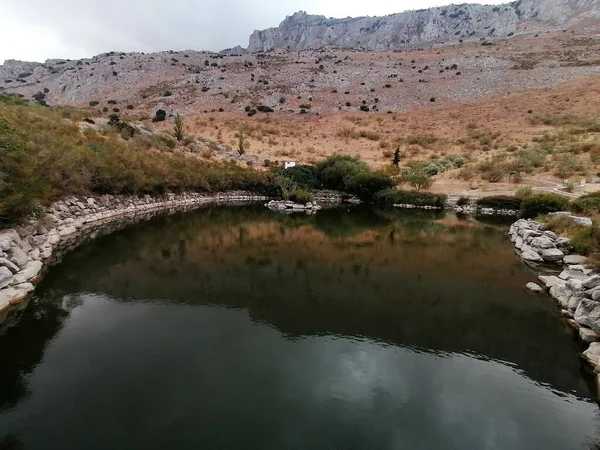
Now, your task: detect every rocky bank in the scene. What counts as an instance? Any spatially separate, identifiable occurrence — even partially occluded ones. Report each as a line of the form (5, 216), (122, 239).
(509, 216), (600, 396)
(0, 192), (268, 320)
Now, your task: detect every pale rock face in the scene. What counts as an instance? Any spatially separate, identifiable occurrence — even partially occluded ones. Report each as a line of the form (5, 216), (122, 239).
(247, 0), (600, 52)
(575, 298), (600, 333)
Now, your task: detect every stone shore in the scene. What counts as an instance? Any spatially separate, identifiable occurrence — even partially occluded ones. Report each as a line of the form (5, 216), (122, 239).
(509, 217), (600, 396)
(0, 191), (268, 319)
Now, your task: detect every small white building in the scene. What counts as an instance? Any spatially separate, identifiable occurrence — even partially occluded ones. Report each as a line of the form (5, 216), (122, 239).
(284, 161), (297, 169)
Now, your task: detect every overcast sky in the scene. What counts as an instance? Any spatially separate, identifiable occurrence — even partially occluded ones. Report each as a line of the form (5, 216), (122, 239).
(0, 0), (506, 63)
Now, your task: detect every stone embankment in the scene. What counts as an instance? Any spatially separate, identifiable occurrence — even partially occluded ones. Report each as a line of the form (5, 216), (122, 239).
(0, 192), (268, 317)
(509, 217), (600, 395)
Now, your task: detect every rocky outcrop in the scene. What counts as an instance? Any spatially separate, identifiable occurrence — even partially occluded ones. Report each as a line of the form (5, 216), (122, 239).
(247, 0), (600, 52)
(0, 192), (268, 316)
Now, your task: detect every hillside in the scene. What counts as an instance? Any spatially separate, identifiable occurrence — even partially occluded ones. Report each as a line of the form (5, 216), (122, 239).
(0, 2), (599, 198)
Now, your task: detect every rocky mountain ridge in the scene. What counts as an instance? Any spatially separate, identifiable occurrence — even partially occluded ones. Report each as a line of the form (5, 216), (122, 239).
(247, 0), (600, 52)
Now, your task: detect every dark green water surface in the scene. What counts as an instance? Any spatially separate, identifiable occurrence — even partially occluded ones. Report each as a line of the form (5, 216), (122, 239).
(1, 205), (599, 449)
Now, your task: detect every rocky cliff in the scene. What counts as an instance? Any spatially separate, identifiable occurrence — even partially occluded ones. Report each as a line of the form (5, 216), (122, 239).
(247, 0), (600, 52)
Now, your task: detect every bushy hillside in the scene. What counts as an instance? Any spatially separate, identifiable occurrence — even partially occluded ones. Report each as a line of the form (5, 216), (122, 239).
(0, 95), (275, 224)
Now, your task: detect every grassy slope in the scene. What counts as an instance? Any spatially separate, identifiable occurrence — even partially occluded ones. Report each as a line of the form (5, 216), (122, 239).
(0, 95), (274, 225)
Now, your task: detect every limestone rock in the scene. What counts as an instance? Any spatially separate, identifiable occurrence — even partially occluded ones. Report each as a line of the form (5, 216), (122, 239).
(526, 282), (543, 294)
(0, 266), (13, 289)
(575, 298), (600, 333)
(530, 236), (556, 249)
(538, 275), (564, 288)
(580, 327), (600, 344)
(12, 260), (43, 284)
(564, 254), (588, 265)
(247, 1), (600, 52)
(522, 249), (543, 262)
(0, 282), (34, 308)
(582, 342), (600, 370)
(0, 257), (20, 274)
(540, 248), (564, 262)
(7, 246), (29, 269)
(583, 275), (600, 290)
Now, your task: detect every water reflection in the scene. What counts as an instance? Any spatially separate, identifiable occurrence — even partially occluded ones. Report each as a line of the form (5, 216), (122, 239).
(0, 205), (599, 449)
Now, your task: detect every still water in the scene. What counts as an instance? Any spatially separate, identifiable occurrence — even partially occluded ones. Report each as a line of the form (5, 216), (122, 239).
(0, 205), (599, 449)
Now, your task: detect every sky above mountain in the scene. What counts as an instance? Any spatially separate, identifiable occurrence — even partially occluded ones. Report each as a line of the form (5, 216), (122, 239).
(0, 0), (506, 63)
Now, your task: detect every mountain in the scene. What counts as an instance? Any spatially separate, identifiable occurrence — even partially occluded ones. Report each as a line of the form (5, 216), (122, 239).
(247, 0), (600, 53)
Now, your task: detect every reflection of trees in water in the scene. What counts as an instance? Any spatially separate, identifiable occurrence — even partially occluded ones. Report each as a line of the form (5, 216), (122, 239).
(0, 294), (71, 412)
(1, 204), (596, 409)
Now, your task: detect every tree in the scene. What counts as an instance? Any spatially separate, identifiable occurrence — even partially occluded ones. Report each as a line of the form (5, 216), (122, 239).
(173, 114), (184, 141)
(402, 167), (432, 191)
(237, 133), (250, 156)
(393, 148), (401, 166)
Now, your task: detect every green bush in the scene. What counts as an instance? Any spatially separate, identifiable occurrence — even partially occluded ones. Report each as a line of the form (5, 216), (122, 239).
(273, 164), (320, 190)
(518, 194), (570, 219)
(345, 172), (396, 201)
(288, 189), (314, 203)
(316, 155), (369, 191)
(374, 189), (447, 208)
(571, 193), (600, 215)
(476, 196), (523, 210)
(456, 196), (470, 206)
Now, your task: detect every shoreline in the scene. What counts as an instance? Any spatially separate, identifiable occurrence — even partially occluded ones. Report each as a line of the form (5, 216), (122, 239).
(0, 191), (268, 323)
(508, 218), (600, 398)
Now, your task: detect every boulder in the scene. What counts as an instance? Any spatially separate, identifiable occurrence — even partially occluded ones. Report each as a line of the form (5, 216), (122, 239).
(59, 226), (77, 236)
(12, 260), (43, 284)
(559, 268), (588, 281)
(538, 275), (564, 288)
(515, 236), (523, 249)
(7, 246), (28, 269)
(0, 257), (20, 274)
(522, 249), (543, 262)
(0, 282), (34, 308)
(564, 254), (588, 265)
(575, 298), (600, 333)
(0, 266), (13, 289)
(580, 327), (600, 344)
(582, 342), (600, 370)
(530, 236), (556, 249)
(549, 283), (570, 308)
(541, 248), (564, 262)
(568, 294), (583, 311)
(526, 282), (543, 294)
(583, 275), (600, 290)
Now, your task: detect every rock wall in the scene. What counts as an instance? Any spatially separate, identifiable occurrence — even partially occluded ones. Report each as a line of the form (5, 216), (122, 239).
(247, 0), (600, 52)
(509, 218), (600, 396)
(0, 192), (268, 317)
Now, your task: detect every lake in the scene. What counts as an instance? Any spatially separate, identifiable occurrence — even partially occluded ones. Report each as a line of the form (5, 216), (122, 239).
(0, 205), (599, 449)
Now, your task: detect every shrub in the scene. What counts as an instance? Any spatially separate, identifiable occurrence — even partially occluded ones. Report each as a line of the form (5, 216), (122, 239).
(515, 185), (533, 198)
(288, 189), (314, 203)
(518, 194), (570, 219)
(571, 193), (600, 215)
(256, 105), (274, 113)
(456, 196), (470, 206)
(173, 114), (184, 141)
(374, 189), (447, 208)
(152, 109), (167, 122)
(401, 167), (433, 191)
(545, 215), (598, 255)
(345, 172), (396, 201)
(316, 155), (369, 192)
(476, 196), (522, 210)
(273, 164), (320, 190)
